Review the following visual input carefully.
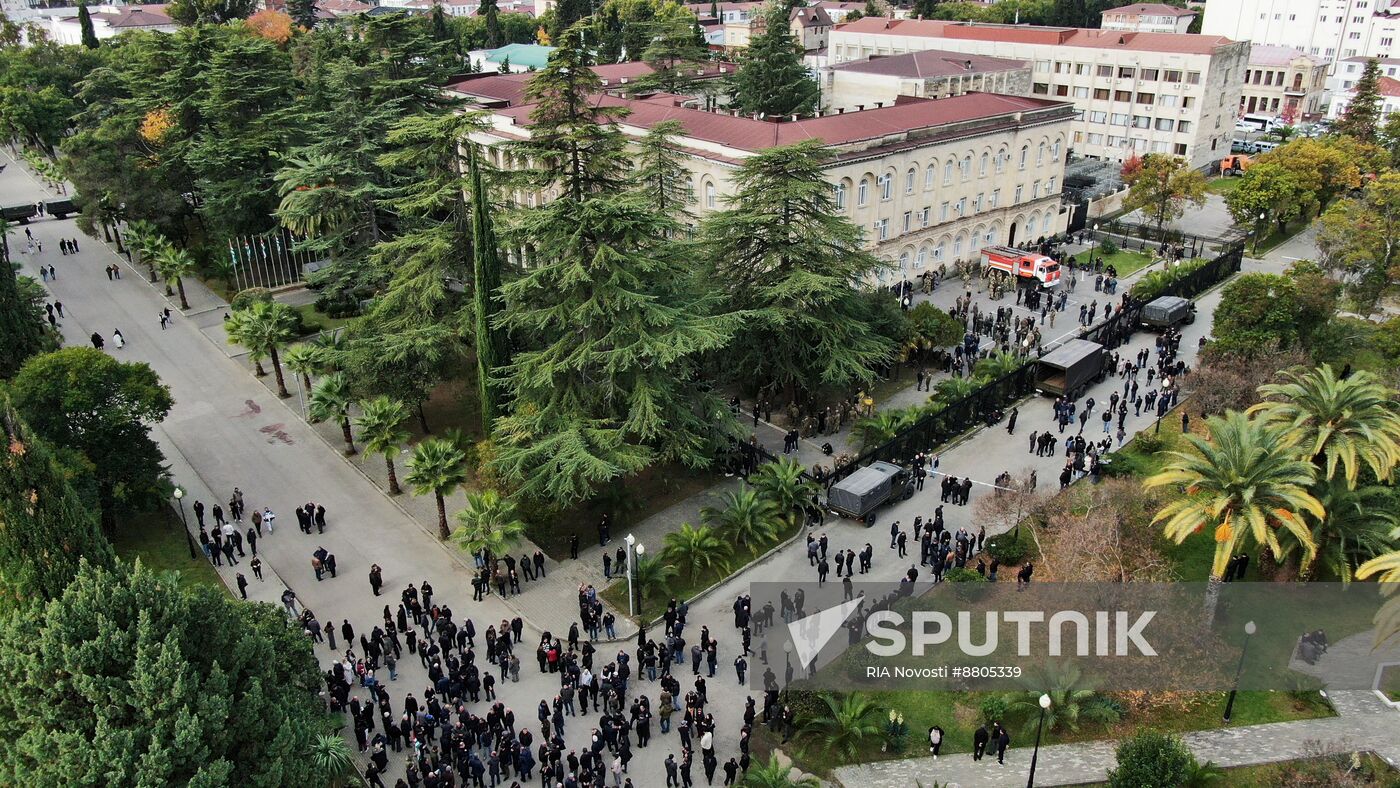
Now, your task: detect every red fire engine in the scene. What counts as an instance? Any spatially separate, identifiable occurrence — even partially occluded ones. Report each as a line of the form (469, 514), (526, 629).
(979, 245), (1062, 287)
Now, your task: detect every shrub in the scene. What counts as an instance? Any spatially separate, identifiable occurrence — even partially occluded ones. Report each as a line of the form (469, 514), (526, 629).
(985, 528), (1033, 565)
(943, 567), (987, 583)
(230, 287), (273, 311)
(1098, 236), (1119, 255)
(314, 292), (362, 319)
(978, 695), (1009, 725)
(1107, 731), (1194, 788)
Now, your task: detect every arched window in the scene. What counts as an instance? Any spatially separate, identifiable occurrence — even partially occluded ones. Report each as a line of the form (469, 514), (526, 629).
(905, 168), (916, 194)
(899, 251), (910, 269)
(996, 148), (1007, 173)
(916, 247), (927, 268)
(943, 160), (954, 185)
(1043, 213), (1054, 233)
(980, 152), (989, 177)
(858, 178), (869, 206)
(960, 155), (972, 180)
(1019, 145), (1029, 170)
(925, 164), (936, 190)
(934, 240), (946, 261)
(835, 181), (847, 211)
(984, 226), (995, 243)
(878, 173), (893, 200)
(1051, 138), (1062, 159)
(705, 181), (717, 209)
(954, 234), (965, 256)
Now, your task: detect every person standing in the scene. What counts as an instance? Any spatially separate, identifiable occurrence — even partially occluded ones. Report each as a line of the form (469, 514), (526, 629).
(973, 724), (989, 761)
(996, 725), (1011, 764)
(928, 725), (943, 759)
(1006, 407), (1018, 435)
(236, 573), (248, 600)
(369, 564), (383, 595)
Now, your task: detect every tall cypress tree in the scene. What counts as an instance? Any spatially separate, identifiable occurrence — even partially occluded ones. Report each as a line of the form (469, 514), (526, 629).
(286, 0), (317, 29)
(0, 398), (114, 604)
(481, 0), (502, 48)
(1337, 58), (1384, 144)
(0, 224), (50, 379)
(78, 2), (99, 48)
(468, 143), (509, 431)
(701, 140), (894, 403)
(729, 1), (818, 117)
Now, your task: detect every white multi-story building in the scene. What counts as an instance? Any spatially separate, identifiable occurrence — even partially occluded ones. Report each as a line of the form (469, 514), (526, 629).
(1328, 70), (1400, 118)
(829, 18), (1248, 171)
(1202, 0), (1400, 76)
(1101, 3), (1198, 34)
(448, 70), (1076, 275)
(36, 4), (175, 44)
(822, 50), (1031, 112)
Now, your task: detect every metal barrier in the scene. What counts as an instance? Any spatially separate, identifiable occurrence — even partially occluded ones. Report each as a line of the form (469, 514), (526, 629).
(822, 238), (1244, 489)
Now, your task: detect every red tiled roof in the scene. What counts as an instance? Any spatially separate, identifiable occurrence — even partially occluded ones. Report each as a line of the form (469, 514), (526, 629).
(834, 17), (1234, 55)
(1103, 3), (1196, 17)
(829, 49), (1026, 78)
(90, 6), (173, 27)
(1376, 76), (1400, 97)
(591, 60), (738, 84)
(492, 91), (1071, 152)
(446, 72), (533, 105)
(792, 5), (832, 28)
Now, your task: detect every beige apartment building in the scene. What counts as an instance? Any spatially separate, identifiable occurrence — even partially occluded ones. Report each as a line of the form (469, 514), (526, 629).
(1100, 3), (1197, 34)
(724, 4), (834, 51)
(828, 18), (1249, 171)
(822, 50), (1032, 111)
(447, 72), (1076, 280)
(1240, 45), (1329, 121)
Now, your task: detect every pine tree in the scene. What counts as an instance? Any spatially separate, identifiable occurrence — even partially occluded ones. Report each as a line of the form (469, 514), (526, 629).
(632, 119), (696, 224)
(481, 0), (502, 48)
(636, 13), (709, 95)
(0, 397), (114, 604)
(286, 0), (317, 29)
(729, 1), (819, 117)
(77, 2), (99, 48)
(468, 143), (509, 431)
(701, 140), (895, 403)
(0, 561), (323, 785)
(0, 224), (51, 378)
(1337, 58), (1384, 143)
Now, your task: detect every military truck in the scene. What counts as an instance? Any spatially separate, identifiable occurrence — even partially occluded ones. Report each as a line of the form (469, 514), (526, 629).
(827, 461), (915, 521)
(1139, 295), (1195, 330)
(43, 198), (77, 219)
(2, 204), (37, 224)
(1035, 339), (1106, 399)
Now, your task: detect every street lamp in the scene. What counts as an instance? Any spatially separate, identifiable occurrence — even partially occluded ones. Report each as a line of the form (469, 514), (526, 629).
(1223, 620), (1258, 722)
(1254, 211), (1266, 256)
(782, 641), (794, 686)
(624, 534), (637, 616)
(172, 486), (196, 560)
(1027, 693), (1052, 787)
(633, 543), (646, 644)
(1089, 222), (1100, 268)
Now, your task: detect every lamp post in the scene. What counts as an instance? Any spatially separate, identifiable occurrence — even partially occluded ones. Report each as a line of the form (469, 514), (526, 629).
(172, 486), (196, 559)
(1026, 693), (1052, 787)
(1254, 211), (1266, 255)
(633, 543), (646, 644)
(625, 533), (637, 617)
(1223, 620), (1258, 722)
(1089, 222), (1100, 267)
(783, 641), (794, 686)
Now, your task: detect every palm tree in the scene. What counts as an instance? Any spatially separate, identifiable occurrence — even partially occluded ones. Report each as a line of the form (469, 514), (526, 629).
(153, 244), (195, 310)
(225, 300), (298, 398)
(974, 349), (1024, 382)
(356, 396), (411, 495)
(751, 456), (817, 527)
(122, 219), (162, 281)
(798, 693), (885, 760)
(282, 343), (324, 393)
(1284, 481), (1399, 582)
(308, 372), (356, 454)
(451, 489), (527, 565)
(663, 523), (732, 579)
(406, 438), (469, 539)
(307, 733), (354, 781)
(1356, 548), (1400, 645)
(275, 153), (360, 240)
(1003, 663), (1121, 735)
(1146, 412), (1324, 622)
(851, 410), (912, 452)
(312, 330), (348, 372)
(1251, 365), (1400, 488)
(632, 555), (678, 601)
(737, 755), (820, 788)
(930, 376), (980, 408)
(702, 486), (782, 549)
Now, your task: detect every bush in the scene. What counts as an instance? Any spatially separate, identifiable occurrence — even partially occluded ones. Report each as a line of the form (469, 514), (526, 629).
(943, 567), (987, 583)
(978, 695), (1009, 725)
(314, 292), (362, 319)
(230, 287), (273, 311)
(1098, 236), (1119, 256)
(1107, 731), (1194, 788)
(985, 528), (1033, 565)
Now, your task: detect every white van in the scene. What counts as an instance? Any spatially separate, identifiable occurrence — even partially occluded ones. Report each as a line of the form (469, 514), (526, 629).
(1238, 113), (1285, 132)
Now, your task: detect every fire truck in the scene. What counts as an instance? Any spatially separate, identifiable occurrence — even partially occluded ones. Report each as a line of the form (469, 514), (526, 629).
(979, 245), (1062, 287)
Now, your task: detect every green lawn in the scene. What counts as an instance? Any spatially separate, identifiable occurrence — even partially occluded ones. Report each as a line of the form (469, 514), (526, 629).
(765, 688), (1333, 777)
(1383, 666), (1400, 703)
(1082, 752), (1399, 787)
(291, 302), (354, 336)
(1068, 248), (1157, 277)
(111, 511), (225, 594)
(1207, 176), (1243, 195)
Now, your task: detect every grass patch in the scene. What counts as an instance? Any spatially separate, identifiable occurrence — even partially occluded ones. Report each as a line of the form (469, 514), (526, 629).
(112, 510), (225, 594)
(290, 302), (354, 336)
(1082, 751), (1399, 787)
(765, 688), (1333, 777)
(1075, 253), (1153, 279)
(1207, 176), (1243, 195)
(602, 516), (801, 615)
(1382, 665), (1400, 703)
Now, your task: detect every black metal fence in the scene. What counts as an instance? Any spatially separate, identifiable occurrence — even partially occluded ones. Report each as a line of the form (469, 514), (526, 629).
(823, 238), (1245, 488)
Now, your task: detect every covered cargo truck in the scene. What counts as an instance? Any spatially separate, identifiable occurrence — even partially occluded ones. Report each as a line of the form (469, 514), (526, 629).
(1035, 339), (1105, 399)
(43, 198), (77, 219)
(827, 461), (914, 521)
(2, 204), (37, 224)
(1139, 295), (1195, 330)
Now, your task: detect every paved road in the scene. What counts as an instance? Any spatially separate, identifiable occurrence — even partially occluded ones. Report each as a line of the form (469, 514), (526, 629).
(12, 144), (1393, 788)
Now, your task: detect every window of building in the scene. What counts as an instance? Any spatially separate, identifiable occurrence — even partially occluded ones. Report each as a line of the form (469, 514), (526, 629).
(925, 164), (935, 190)
(973, 194), (982, 212)
(1175, 142), (1188, 156)
(1094, 88), (1110, 100)
(705, 181), (716, 209)
(960, 155), (972, 179)
(1118, 66), (1136, 78)
(1035, 60), (1051, 72)
(979, 152), (988, 176)
(1075, 64), (1087, 75)
(1111, 112), (1129, 125)
(1014, 185), (1023, 203)
(1177, 120), (1191, 133)
(1054, 84), (1069, 97)
(1037, 142), (1046, 165)
(1115, 90), (1132, 101)
(944, 160), (954, 185)
(940, 202), (949, 221)
(1033, 83), (1050, 95)
(903, 211), (912, 233)
(954, 235), (964, 256)
(1349, 31), (1362, 40)
(1046, 177), (1056, 193)
(834, 182), (846, 211)
(1089, 110), (1108, 123)
(996, 149), (1007, 173)
(1087, 132), (1104, 144)
(1043, 213), (1053, 233)
(1137, 92), (1155, 105)
(1155, 118), (1174, 131)
(956, 197), (966, 215)
(1186, 71), (1201, 84)
(1073, 86), (1090, 98)
(857, 178), (868, 206)
(1032, 180), (1041, 198)
(1164, 69), (1182, 82)
(1385, 37), (1395, 47)
(1107, 134), (1122, 147)
(1097, 64), (1113, 77)
(905, 168), (916, 194)
(1151, 140), (1170, 152)
(990, 189), (999, 207)
(916, 247), (927, 267)
(1018, 145), (1028, 169)
(920, 207), (929, 226)
(876, 218), (889, 240)
(1158, 94), (1179, 108)
(1140, 68), (1159, 81)
(934, 241), (945, 261)
(878, 173), (892, 200)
